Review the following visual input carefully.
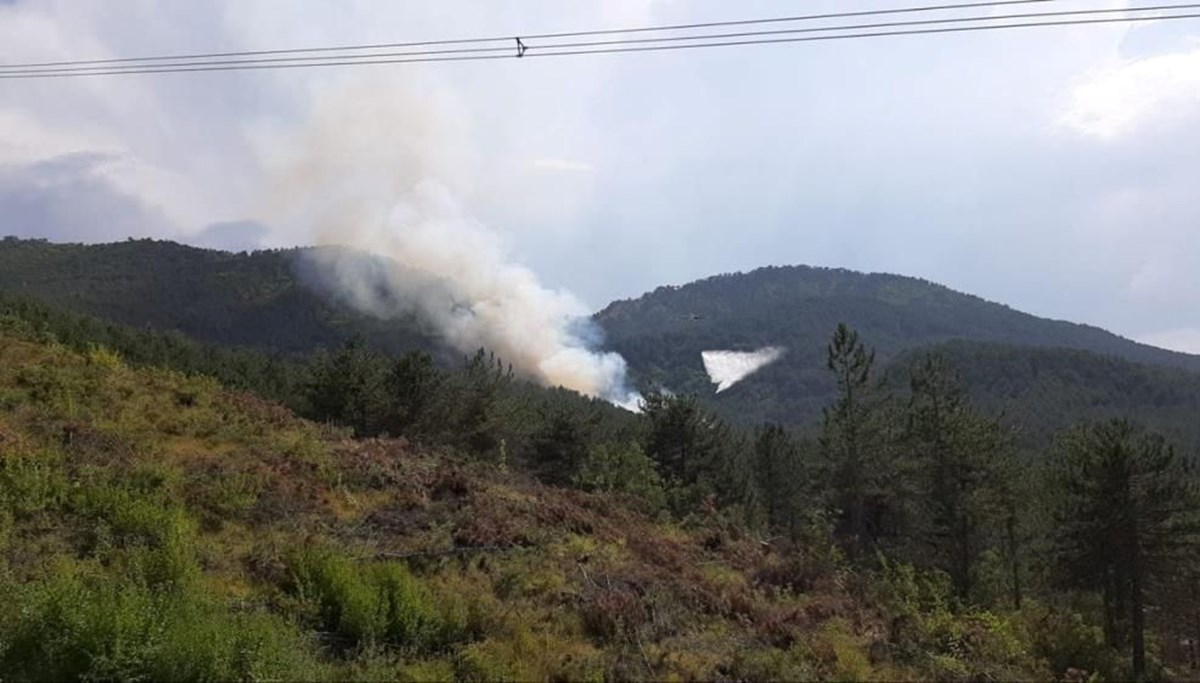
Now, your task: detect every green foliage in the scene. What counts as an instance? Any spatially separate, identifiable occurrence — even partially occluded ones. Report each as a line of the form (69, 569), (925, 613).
(894, 340), (1200, 452)
(286, 547), (462, 650)
(753, 423), (812, 537)
(641, 390), (757, 514)
(1028, 607), (1128, 681)
(820, 323), (900, 554)
(729, 643), (820, 682)
(74, 483), (202, 588)
(0, 289), (311, 409)
(0, 566), (323, 682)
(899, 354), (1015, 604)
(0, 447), (68, 518)
(305, 336), (388, 434)
(1053, 419), (1200, 676)
(0, 238), (438, 357)
(192, 467), (264, 523)
(530, 407), (591, 486)
(4, 244), (1200, 678)
(381, 350), (443, 437)
(596, 262), (1200, 432)
(573, 441), (666, 508)
(874, 558), (1043, 680)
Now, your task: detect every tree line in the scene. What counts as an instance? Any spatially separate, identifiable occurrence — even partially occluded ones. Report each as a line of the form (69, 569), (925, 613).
(4, 293), (1199, 678)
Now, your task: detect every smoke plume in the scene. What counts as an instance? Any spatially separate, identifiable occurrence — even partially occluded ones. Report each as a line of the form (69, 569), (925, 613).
(702, 347), (786, 393)
(260, 80), (640, 408)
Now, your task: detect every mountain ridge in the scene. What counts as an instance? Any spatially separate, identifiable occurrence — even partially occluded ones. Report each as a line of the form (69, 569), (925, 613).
(595, 263), (1199, 372)
(2, 237), (1197, 445)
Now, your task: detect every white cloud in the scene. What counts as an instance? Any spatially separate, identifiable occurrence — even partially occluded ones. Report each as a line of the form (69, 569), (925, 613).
(1060, 46), (1200, 138)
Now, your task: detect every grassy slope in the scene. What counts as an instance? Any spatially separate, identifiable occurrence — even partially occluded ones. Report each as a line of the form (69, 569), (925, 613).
(0, 325), (1061, 681)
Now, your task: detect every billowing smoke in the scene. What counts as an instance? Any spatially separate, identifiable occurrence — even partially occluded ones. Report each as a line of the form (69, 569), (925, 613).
(702, 347), (786, 393)
(259, 79), (640, 408)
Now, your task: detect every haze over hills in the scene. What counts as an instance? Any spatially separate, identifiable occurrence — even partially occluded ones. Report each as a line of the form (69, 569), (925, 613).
(3, 237), (1199, 447)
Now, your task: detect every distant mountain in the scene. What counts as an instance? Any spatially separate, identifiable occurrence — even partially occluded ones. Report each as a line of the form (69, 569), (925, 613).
(3, 238), (1197, 447)
(0, 237), (440, 357)
(595, 265), (1200, 438)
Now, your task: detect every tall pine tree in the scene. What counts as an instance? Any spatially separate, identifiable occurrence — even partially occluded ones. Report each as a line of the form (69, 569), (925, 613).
(1054, 419), (1200, 677)
(819, 324), (896, 557)
(902, 354), (1011, 604)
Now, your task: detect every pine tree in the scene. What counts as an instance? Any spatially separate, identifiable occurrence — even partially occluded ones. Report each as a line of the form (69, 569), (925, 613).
(573, 441), (666, 508)
(380, 350), (443, 438)
(1054, 419), (1200, 677)
(642, 391), (722, 487)
(442, 349), (513, 456)
(530, 407), (590, 486)
(902, 354), (1011, 603)
(304, 336), (386, 435)
(819, 323), (895, 556)
(641, 390), (739, 512)
(754, 423), (809, 538)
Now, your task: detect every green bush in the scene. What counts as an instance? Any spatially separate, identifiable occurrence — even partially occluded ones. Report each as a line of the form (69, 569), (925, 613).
(74, 483), (200, 587)
(192, 466), (264, 525)
(873, 558), (1046, 680)
(287, 547), (461, 651)
(573, 441), (666, 508)
(0, 447), (68, 518)
(729, 643), (820, 681)
(1029, 608), (1128, 681)
(0, 567), (323, 682)
(149, 600), (324, 682)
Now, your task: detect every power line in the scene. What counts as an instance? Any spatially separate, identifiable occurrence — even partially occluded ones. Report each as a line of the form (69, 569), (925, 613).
(0, 44), (515, 76)
(4, 3), (1180, 76)
(0, 0), (1056, 70)
(3, 8), (1198, 79)
(526, 12), (1200, 58)
(533, 3), (1200, 51)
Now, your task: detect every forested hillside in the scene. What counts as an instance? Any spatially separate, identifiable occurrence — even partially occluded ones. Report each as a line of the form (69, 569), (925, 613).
(889, 341), (1200, 452)
(0, 237), (439, 357)
(597, 265), (1200, 429)
(3, 286), (1200, 679)
(5, 237), (1200, 452)
(5, 238), (1200, 449)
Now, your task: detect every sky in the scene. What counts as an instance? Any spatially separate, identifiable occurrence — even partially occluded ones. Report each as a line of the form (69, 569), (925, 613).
(2, 0), (1199, 353)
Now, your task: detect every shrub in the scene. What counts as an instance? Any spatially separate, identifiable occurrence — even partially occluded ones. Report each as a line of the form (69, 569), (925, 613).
(1028, 608), (1128, 681)
(871, 557), (1046, 680)
(86, 345), (124, 371)
(0, 447), (68, 518)
(0, 568), (323, 682)
(375, 561), (448, 645)
(191, 465), (264, 525)
(730, 644), (820, 682)
(286, 547), (459, 651)
(573, 441), (666, 509)
(149, 601), (324, 682)
(75, 484), (200, 587)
